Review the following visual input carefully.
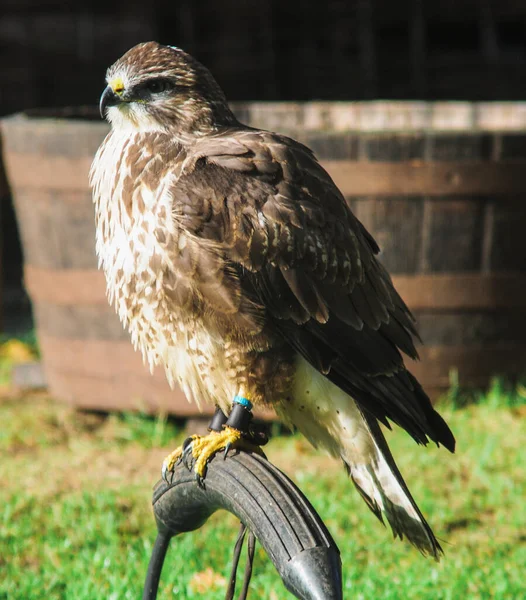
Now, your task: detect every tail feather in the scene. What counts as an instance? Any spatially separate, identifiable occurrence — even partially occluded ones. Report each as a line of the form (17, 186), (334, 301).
(286, 356), (446, 560)
(346, 410), (443, 559)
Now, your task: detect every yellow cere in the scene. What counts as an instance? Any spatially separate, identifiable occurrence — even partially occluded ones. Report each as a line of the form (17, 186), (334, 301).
(109, 77), (125, 94)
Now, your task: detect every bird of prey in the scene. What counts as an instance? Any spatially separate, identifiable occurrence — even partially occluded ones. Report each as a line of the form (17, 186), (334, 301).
(90, 41), (455, 559)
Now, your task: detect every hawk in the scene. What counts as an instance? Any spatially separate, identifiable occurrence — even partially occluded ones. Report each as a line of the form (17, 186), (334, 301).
(90, 42), (455, 559)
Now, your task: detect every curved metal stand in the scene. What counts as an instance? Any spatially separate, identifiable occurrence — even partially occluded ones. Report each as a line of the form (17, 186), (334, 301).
(143, 449), (343, 600)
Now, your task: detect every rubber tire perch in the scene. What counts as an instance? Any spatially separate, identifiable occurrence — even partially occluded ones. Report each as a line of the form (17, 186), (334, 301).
(143, 449), (343, 600)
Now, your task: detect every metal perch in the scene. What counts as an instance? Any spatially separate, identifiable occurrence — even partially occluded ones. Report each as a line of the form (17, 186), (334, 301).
(142, 449), (343, 600)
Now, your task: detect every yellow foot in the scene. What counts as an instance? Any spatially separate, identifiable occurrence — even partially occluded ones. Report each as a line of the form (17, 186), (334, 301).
(162, 427), (264, 483)
(161, 435), (198, 478)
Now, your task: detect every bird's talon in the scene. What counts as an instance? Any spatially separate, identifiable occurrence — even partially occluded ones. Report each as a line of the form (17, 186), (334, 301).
(223, 442), (231, 459)
(162, 439), (194, 479)
(182, 436), (194, 452)
(161, 455), (177, 483)
(182, 450), (193, 471)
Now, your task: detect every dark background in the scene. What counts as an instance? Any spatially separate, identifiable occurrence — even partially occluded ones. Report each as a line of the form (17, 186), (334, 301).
(2, 0), (526, 117)
(2, 0), (526, 334)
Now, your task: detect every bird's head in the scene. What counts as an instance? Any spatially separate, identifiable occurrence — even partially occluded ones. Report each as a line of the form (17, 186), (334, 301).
(100, 42), (237, 137)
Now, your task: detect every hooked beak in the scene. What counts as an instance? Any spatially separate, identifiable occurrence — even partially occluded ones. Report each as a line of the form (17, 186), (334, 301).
(99, 86), (122, 119)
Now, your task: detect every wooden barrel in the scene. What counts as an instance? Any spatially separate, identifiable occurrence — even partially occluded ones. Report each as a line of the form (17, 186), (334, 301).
(262, 101), (526, 398)
(2, 102), (526, 414)
(1, 110), (197, 415)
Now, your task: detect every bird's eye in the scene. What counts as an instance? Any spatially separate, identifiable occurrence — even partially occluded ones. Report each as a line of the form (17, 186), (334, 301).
(144, 79), (172, 94)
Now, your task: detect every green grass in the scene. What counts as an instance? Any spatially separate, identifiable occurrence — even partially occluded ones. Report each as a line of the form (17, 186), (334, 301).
(1, 387), (524, 600)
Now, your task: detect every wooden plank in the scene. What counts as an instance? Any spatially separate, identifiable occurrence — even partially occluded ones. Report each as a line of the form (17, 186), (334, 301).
(32, 298), (526, 345)
(409, 343), (526, 389)
(40, 335), (156, 378)
(39, 335), (275, 419)
(490, 201), (526, 271)
(47, 369), (276, 419)
(3, 152), (93, 191)
(500, 134), (526, 159)
(422, 199), (485, 272)
(428, 133), (493, 161)
(38, 334), (526, 414)
(5, 151), (526, 196)
(363, 197), (424, 273)
(24, 265), (107, 305)
(12, 189), (97, 270)
(324, 160), (526, 196)
(47, 368), (215, 417)
(40, 334), (203, 414)
(415, 312), (526, 346)
(300, 132), (359, 160)
(1, 116), (108, 156)
(359, 133), (425, 161)
(32, 301), (127, 340)
(25, 265), (526, 311)
(393, 273), (526, 310)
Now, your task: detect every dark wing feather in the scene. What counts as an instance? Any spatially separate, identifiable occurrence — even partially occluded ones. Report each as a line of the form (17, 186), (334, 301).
(173, 128), (455, 453)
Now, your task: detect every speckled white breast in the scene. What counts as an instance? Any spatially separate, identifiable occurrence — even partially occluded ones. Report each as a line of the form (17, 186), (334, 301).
(90, 130), (234, 410)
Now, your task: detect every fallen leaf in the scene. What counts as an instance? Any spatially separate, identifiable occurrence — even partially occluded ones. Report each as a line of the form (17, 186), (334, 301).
(0, 340), (36, 363)
(188, 567), (227, 594)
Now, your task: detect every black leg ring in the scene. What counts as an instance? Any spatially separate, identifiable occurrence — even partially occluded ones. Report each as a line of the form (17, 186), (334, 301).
(225, 403), (253, 434)
(208, 406), (229, 432)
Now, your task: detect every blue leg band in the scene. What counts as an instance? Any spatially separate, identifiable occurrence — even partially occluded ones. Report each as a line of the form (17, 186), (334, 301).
(233, 396), (253, 411)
